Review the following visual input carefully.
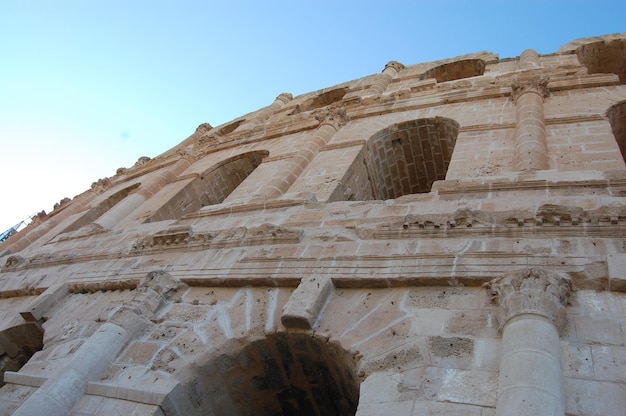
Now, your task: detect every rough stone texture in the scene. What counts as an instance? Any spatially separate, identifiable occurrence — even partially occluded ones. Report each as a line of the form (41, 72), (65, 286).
(1, 34), (626, 415)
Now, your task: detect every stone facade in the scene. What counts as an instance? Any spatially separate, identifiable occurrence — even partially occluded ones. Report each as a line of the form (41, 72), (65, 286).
(1, 33), (626, 415)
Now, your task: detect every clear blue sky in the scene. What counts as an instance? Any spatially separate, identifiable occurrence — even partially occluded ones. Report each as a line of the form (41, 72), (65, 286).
(1, 1), (624, 232)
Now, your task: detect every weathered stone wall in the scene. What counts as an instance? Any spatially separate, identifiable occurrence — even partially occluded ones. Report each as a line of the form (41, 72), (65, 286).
(0, 33), (626, 415)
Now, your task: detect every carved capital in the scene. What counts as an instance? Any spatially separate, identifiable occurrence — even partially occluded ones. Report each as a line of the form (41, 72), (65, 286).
(194, 122), (213, 134)
(383, 61), (405, 74)
(275, 92), (293, 104)
(314, 106), (348, 130)
(176, 148), (196, 163)
(485, 268), (571, 331)
(90, 178), (112, 193)
(511, 78), (549, 102)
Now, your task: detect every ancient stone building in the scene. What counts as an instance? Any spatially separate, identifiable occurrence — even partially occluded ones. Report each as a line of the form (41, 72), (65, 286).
(1, 33), (626, 415)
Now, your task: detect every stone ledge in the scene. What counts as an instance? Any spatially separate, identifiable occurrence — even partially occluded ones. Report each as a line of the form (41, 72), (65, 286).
(86, 381), (180, 406)
(3, 372), (47, 388)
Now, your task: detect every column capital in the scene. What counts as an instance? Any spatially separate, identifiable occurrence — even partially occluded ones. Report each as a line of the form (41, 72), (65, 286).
(275, 92), (293, 104)
(314, 106), (348, 130)
(511, 78), (549, 102)
(383, 61), (405, 74)
(485, 268), (571, 332)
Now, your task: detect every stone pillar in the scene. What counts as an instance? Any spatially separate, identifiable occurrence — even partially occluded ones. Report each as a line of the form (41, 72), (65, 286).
(367, 61), (405, 95)
(512, 79), (549, 171)
(255, 109), (347, 199)
(94, 151), (194, 230)
(12, 272), (183, 416)
(519, 49), (541, 69)
(247, 92), (293, 125)
(486, 268), (571, 416)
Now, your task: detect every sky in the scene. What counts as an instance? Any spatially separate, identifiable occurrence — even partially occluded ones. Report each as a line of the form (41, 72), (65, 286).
(0, 0), (624, 233)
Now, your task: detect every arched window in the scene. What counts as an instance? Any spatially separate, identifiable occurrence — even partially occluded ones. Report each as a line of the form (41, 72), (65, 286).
(421, 59), (485, 83)
(148, 150), (268, 222)
(60, 183), (140, 233)
(289, 87), (348, 115)
(339, 117), (459, 201)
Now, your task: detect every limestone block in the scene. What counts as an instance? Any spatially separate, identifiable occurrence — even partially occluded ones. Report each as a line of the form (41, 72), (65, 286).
(573, 315), (624, 345)
(356, 400), (414, 416)
(564, 377), (626, 416)
(607, 253), (626, 292)
(590, 345), (626, 382)
(281, 275), (333, 329)
(438, 368), (497, 407)
(20, 283), (68, 322)
(471, 338), (501, 371)
(412, 400), (486, 416)
(561, 343), (594, 378)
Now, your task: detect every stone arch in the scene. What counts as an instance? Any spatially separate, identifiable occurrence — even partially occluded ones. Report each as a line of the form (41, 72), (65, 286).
(339, 117), (459, 201)
(148, 150), (268, 221)
(176, 332), (360, 416)
(60, 183), (140, 233)
(576, 38), (626, 83)
(218, 119), (245, 136)
(421, 59), (485, 83)
(289, 87), (349, 115)
(608, 100), (626, 161)
(0, 323), (43, 387)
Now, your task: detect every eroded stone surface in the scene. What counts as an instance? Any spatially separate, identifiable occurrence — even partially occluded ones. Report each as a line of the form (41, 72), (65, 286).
(1, 34), (626, 415)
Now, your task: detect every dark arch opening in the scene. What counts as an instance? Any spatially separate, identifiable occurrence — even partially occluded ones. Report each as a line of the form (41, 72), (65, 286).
(576, 39), (626, 83)
(289, 87), (349, 115)
(421, 59), (485, 83)
(0, 323), (43, 387)
(60, 183), (140, 233)
(179, 332), (360, 416)
(148, 150), (268, 221)
(218, 119), (245, 135)
(608, 100), (626, 162)
(336, 117), (459, 201)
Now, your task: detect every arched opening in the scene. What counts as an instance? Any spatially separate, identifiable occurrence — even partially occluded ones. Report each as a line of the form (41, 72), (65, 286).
(289, 87), (348, 115)
(60, 183), (140, 233)
(218, 119), (245, 135)
(0, 323), (43, 387)
(148, 150), (268, 221)
(421, 59), (485, 83)
(576, 39), (626, 83)
(608, 100), (626, 162)
(338, 117), (459, 201)
(179, 332), (360, 416)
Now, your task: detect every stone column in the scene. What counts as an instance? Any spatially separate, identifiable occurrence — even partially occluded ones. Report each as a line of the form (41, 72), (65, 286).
(93, 151), (194, 230)
(367, 61), (405, 95)
(486, 268), (571, 416)
(247, 92), (293, 125)
(512, 79), (549, 171)
(12, 272), (183, 416)
(255, 109), (347, 199)
(519, 49), (541, 69)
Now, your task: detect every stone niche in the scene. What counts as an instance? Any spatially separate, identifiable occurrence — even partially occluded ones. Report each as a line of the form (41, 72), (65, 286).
(341, 117), (459, 201)
(149, 150), (268, 222)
